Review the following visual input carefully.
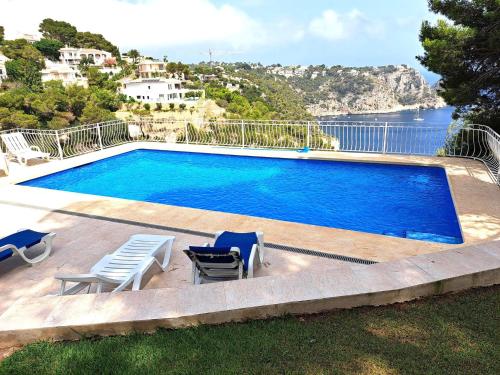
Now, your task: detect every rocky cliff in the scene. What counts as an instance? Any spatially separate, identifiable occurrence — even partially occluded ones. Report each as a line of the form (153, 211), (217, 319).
(271, 64), (445, 116)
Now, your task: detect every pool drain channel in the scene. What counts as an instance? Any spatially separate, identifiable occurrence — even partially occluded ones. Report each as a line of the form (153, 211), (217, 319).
(264, 243), (377, 265)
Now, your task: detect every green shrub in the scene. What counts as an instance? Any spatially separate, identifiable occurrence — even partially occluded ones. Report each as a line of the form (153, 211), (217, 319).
(215, 99), (229, 108)
(132, 109), (151, 116)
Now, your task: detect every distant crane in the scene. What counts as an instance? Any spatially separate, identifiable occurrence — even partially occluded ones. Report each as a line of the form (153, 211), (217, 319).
(198, 48), (243, 65)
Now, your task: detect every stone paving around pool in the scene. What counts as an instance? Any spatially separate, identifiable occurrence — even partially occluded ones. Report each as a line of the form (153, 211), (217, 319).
(0, 143), (498, 348)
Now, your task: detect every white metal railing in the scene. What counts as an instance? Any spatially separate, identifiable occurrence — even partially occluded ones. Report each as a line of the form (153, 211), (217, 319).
(0, 118), (498, 186)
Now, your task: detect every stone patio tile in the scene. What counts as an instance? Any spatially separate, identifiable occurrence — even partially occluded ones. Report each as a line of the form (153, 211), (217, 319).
(223, 275), (279, 311)
(450, 245), (500, 269)
(0, 296), (61, 330)
(307, 264), (365, 297)
(408, 246), (498, 280)
(476, 241), (500, 260)
(370, 258), (437, 287)
(349, 265), (404, 292)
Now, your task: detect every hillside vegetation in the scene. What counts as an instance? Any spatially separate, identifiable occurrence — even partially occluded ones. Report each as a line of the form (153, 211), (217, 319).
(194, 62), (444, 118)
(0, 18), (446, 130)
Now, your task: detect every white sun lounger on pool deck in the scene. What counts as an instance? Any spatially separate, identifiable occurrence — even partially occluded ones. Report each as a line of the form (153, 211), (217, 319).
(55, 234), (175, 295)
(0, 152), (8, 175)
(0, 132), (50, 165)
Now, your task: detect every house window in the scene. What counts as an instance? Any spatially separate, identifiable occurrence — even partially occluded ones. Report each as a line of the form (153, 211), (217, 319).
(148, 86), (150, 89)
(136, 95), (141, 99)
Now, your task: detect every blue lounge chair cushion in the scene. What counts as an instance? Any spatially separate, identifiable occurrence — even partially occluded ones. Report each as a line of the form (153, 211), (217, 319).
(187, 246), (238, 265)
(0, 230), (48, 251)
(0, 249), (13, 262)
(214, 232), (258, 271)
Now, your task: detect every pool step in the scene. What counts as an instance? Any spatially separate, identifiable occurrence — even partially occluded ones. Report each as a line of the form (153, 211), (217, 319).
(383, 230), (462, 244)
(405, 231), (462, 244)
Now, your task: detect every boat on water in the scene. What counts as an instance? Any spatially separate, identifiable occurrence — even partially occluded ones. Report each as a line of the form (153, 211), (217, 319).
(414, 108), (424, 121)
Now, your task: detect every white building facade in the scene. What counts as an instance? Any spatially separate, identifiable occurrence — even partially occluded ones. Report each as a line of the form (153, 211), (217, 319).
(41, 61), (88, 87)
(121, 78), (190, 103)
(0, 53), (9, 83)
(59, 47), (112, 67)
(137, 60), (167, 78)
(18, 33), (40, 44)
(99, 66), (122, 76)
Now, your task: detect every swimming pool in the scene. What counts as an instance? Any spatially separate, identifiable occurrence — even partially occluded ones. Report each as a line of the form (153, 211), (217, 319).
(20, 149), (463, 244)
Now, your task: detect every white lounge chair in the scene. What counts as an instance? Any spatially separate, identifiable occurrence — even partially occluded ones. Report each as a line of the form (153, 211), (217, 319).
(0, 229), (56, 265)
(55, 234), (175, 295)
(128, 123), (143, 139)
(0, 132), (50, 165)
(183, 231), (264, 284)
(0, 152), (8, 175)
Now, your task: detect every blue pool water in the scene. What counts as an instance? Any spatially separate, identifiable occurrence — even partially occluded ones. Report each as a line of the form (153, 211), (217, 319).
(21, 150), (463, 244)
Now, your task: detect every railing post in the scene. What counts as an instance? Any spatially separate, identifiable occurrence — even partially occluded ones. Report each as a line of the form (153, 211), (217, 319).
(184, 120), (189, 144)
(55, 130), (64, 160)
(241, 120), (245, 147)
(96, 123), (104, 150)
(382, 122), (388, 154)
(306, 121), (311, 148)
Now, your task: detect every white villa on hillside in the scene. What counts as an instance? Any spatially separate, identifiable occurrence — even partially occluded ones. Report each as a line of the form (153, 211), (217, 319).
(138, 60), (167, 78)
(18, 33), (40, 44)
(59, 47), (112, 67)
(121, 77), (191, 103)
(41, 61), (88, 87)
(0, 53), (9, 83)
(99, 66), (122, 76)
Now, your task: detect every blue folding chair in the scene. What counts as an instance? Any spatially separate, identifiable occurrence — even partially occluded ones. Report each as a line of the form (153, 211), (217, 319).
(183, 231), (264, 284)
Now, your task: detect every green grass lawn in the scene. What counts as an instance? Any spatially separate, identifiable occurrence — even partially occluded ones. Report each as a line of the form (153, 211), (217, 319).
(1, 286), (499, 375)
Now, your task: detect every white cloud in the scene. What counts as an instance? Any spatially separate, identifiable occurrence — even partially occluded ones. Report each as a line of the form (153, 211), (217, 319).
(270, 19), (305, 43)
(0, 0), (268, 51)
(308, 9), (385, 41)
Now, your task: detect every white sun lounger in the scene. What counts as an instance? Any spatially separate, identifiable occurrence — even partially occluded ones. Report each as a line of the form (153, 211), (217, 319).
(0, 152), (8, 175)
(55, 234), (175, 295)
(0, 132), (50, 165)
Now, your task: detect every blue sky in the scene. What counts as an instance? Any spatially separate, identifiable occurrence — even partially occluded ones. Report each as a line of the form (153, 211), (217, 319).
(2, 0), (442, 81)
(202, 0), (434, 65)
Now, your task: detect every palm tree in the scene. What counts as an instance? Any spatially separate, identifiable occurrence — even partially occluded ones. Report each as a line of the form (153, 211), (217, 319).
(127, 49), (140, 64)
